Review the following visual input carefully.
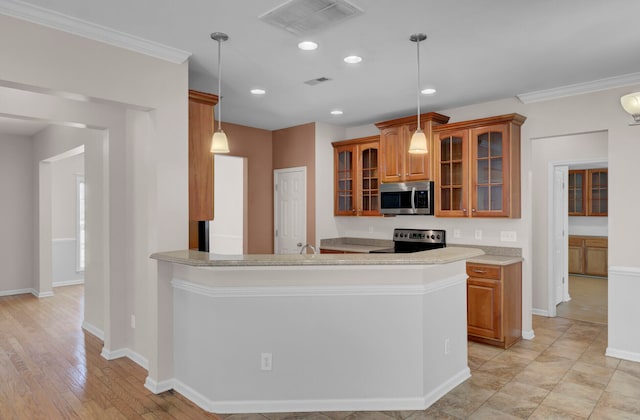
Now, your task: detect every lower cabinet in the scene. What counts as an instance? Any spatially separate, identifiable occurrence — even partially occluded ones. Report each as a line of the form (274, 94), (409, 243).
(467, 261), (522, 349)
(568, 236), (608, 277)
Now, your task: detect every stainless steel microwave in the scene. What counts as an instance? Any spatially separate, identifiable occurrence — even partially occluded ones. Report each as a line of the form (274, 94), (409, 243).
(380, 181), (434, 215)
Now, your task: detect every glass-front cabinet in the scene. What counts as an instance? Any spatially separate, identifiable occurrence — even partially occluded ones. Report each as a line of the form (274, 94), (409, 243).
(568, 170), (586, 215)
(434, 114), (525, 218)
(569, 168), (607, 216)
(472, 125), (510, 217)
(333, 136), (380, 216)
(437, 130), (468, 217)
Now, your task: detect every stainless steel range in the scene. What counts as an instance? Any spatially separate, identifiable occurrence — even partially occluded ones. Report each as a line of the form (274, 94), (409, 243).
(371, 228), (446, 253)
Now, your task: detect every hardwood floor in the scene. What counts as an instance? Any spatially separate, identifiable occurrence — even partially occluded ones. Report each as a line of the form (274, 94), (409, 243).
(0, 285), (219, 419)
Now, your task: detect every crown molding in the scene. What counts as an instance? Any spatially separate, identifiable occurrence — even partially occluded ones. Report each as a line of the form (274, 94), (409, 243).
(0, 0), (191, 64)
(517, 72), (640, 104)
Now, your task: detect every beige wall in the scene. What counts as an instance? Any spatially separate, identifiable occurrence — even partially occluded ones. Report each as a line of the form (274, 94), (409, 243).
(223, 122), (274, 254)
(273, 122), (316, 247)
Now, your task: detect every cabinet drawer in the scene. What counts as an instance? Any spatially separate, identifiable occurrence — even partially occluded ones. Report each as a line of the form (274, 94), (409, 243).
(467, 264), (500, 280)
(568, 237), (584, 247)
(585, 238), (607, 248)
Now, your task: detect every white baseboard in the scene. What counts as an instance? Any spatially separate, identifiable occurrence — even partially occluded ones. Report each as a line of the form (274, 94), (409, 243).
(53, 279), (85, 287)
(145, 377), (175, 394)
(101, 347), (149, 370)
(0, 288), (35, 297)
(82, 321), (104, 340)
(33, 289), (54, 298)
(606, 347), (640, 363)
(532, 308), (550, 317)
(172, 368), (471, 414)
(522, 330), (535, 340)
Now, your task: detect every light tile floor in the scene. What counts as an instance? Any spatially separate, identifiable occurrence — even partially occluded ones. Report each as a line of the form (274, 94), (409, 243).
(216, 316), (640, 419)
(556, 275), (607, 324)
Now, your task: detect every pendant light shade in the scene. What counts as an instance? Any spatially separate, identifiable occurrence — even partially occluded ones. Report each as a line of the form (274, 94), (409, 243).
(211, 130), (230, 153)
(409, 129), (428, 153)
(408, 33), (428, 154)
(210, 32), (230, 153)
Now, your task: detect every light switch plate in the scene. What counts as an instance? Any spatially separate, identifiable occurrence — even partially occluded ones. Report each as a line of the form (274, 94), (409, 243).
(475, 230), (482, 240)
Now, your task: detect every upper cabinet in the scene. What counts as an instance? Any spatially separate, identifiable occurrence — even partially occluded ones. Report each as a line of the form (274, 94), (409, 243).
(333, 136), (380, 216)
(434, 114), (526, 218)
(375, 113), (450, 183)
(569, 168), (608, 216)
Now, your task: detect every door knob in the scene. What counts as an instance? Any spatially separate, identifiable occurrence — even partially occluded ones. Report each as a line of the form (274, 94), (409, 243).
(297, 242), (302, 247)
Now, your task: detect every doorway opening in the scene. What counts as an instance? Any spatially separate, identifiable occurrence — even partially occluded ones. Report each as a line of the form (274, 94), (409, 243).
(542, 135), (608, 323)
(209, 155), (248, 254)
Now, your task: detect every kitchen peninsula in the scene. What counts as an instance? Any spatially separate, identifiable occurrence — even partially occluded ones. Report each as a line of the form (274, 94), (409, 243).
(147, 247), (483, 414)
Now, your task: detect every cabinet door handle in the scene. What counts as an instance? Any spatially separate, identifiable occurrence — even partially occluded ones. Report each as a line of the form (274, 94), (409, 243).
(472, 269), (487, 273)
(472, 208), (476, 212)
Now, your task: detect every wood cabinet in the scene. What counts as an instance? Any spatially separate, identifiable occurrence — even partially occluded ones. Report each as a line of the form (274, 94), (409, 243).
(569, 236), (608, 277)
(434, 114), (525, 218)
(375, 113), (450, 183)
(333, 136), (380, 216)
(569, 169), (608, 216)
(188, 90), (218, 249)
(467, 261), (522, 349)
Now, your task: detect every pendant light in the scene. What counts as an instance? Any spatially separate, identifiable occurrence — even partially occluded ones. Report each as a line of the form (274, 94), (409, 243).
(408, 33), (428, 154)
(210, 32), (230, 153)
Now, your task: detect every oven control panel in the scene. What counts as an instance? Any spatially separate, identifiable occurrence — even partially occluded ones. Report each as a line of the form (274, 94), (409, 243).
(393, 228), (446, 244)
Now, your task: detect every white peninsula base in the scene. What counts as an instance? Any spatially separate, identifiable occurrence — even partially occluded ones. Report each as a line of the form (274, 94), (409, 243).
(148, 249), (481, 414)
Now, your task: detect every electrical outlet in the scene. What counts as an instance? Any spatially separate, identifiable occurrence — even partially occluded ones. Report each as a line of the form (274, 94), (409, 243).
(500, 231), (517, 242)
(368, 226), (374, 233)
(131, 315), (136, 329)
(444, 338), (450, 355)
(260, 353), (272, 371)
(475, 229), (482, 240)
(453, 229), (461, 239)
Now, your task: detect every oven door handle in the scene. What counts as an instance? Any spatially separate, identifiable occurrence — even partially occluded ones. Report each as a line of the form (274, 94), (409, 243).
(411, 187), (417, 214)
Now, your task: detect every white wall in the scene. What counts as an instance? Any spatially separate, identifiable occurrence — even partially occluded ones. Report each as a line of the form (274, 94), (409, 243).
(52, 153), (84, 239)
(314, 122), (347, 247)
(568, 217), (608, 236)
(0, 15), (189, 373)
(0, 133), (34, 295)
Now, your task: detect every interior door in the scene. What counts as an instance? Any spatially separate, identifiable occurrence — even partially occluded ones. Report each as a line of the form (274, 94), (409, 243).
(553, 166), (569, 306)
(274, 167), (306, 254)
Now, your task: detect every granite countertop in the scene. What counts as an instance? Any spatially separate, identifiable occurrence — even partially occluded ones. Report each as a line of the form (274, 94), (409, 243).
(151, 247), (484, 267)
(319, 237), (523, 266)
(466, 254), (523, 266)
(319, 237), (393, 253)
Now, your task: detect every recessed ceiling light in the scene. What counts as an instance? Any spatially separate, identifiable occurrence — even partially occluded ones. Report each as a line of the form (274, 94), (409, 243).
(343, 55), (362, 64)
(421, 88), (437, 95)
(250, 88), (266, 95)
(298, 41), (318, 51)
(330, 110), (343, 115)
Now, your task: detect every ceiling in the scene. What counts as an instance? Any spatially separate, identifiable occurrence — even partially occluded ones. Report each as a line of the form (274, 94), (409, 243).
(4, 0), (640, 131)
(0, 116), (49, 136)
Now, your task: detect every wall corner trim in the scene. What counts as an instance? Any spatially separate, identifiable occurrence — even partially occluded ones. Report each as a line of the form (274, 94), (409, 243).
(0, 0), (192, 64)
(81, 321), (104, 341)
(145, 377), (175, 394)
(101, 347), (149, 370)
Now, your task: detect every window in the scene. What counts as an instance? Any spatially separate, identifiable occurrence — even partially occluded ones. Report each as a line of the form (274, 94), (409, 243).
(76, 175), (85, 272)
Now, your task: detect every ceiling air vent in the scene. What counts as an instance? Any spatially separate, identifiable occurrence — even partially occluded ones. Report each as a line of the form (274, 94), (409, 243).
(304, 77), (332, 86)
(259, 0), (363, 35)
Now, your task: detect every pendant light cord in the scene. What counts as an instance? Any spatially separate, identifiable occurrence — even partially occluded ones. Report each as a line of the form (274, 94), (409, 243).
(416, 37), (421, 129)
(217, 38), (223, 132)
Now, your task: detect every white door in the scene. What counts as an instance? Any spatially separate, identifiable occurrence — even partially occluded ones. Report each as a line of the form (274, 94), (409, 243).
(274, 167), (306, 254)
(553, 166), (569, 306)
